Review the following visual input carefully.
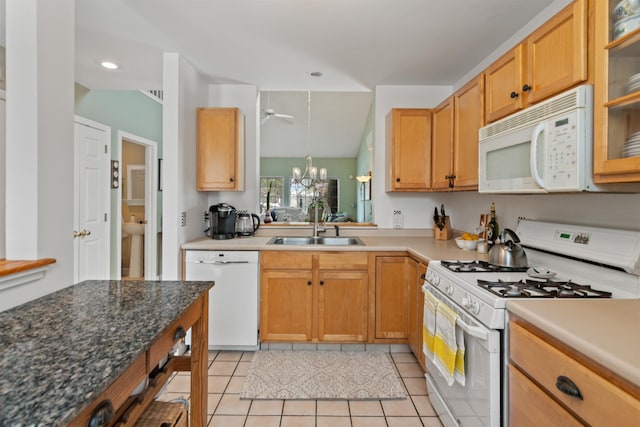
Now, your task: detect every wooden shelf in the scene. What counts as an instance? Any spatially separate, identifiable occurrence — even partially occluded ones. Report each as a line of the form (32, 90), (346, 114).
(0, 258), (56, 277)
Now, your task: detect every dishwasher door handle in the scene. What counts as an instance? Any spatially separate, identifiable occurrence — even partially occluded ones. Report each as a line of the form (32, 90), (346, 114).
(195, 260), (250, 265)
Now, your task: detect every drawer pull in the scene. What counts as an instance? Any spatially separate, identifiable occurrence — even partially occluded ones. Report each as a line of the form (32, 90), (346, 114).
(556, 375), (583, 400)
(173, 326), (186, 342)
(87, 400), (114, 427)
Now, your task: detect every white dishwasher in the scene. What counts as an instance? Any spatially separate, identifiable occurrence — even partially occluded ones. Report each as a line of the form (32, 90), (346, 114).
(184, 250), (259, 350)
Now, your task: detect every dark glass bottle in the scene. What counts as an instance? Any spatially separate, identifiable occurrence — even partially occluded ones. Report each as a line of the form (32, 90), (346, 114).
(487, 202), (499, 248)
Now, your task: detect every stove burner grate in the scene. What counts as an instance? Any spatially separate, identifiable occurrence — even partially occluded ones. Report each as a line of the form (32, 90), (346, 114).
(477, 278), (612, 299)
(441, 260), (528, 273)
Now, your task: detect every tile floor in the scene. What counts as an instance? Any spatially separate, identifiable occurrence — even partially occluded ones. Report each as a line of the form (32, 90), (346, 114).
(159, 349), (443, 427)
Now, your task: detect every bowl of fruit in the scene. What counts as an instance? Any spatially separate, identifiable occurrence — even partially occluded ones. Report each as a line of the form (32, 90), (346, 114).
(455, 232), (483, 250)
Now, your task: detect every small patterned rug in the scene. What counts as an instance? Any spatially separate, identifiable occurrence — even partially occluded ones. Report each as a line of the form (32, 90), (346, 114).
(240, 350), (407, 400)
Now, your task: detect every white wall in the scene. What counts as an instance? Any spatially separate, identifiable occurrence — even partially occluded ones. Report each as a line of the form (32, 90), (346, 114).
(161, 53), (209, 280)
(0, 95), (5, 259)
(1, 0), (75, 312)
(206, 84), (260, 217)
(372, 85), (452, 229)
(437, 192), (640, 236)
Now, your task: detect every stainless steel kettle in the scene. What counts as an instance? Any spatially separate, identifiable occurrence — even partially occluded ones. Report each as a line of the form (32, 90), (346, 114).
(488, 228), (528, 268)
(235, 211), (260, 237)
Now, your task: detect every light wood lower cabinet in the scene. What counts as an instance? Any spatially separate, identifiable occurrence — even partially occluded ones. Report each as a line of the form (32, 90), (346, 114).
(408, 260), (427, 371)
(509, 364), (583, 427)
(318, 270), (369, 342)
(374, 255), (412, 340)
(509, 317), (640, 426)
(260, 251), (368, 342)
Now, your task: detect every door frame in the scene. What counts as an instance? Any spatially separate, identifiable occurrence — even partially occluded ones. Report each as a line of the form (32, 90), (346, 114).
(73, 115), (111, 283)
(116, 131), (159, 280)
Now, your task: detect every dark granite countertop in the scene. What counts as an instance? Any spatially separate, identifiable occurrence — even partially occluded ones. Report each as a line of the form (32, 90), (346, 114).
(0, 280), (213, 426)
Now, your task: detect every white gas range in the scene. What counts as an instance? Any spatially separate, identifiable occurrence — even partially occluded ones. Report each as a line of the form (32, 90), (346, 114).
(423, 219), (640, 427)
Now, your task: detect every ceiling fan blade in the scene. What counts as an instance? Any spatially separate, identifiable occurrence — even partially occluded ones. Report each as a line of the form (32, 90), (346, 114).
(274, 113), (294, 120)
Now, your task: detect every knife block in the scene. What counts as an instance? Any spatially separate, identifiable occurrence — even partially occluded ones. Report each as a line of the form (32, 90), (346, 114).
(435, 216), (453, 240)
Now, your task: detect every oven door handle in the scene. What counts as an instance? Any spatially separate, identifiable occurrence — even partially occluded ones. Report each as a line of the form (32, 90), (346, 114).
(456, 317), (489, 341)
(423, 283), (490, 341)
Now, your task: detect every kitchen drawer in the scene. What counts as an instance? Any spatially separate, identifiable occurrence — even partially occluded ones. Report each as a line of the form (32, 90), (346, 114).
(68, 353), (146, 427)
(318, 252), (368, 270)
(509, 364), (582, 426)
(148, 298), (202, 370)
(509, 321), (640, 425)
(261, 251), (313, 269)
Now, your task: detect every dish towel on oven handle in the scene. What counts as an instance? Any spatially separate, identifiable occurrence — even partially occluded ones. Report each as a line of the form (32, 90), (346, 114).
(454, 324), (465, 386)
(433, 302), (460, 386)
(422, 288), (438, 359)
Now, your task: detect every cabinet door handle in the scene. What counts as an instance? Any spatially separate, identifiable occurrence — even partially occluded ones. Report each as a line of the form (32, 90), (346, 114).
(556, 376), (583, 400)
(307, 280), (312, 286)
(396, 178), (400, 183)
(319, 280), (325, 286)
(87, 400), (114, 427)
(522, 84), (531, 92)
(510, 91), (519, 99)
(229, 177), (234, 182)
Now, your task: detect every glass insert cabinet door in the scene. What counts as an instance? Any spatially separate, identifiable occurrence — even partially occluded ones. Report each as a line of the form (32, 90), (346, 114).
(594, 0), (640, 183)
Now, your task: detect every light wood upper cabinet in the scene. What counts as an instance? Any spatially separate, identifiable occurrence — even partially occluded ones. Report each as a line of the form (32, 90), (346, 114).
(385, 108), (432, 191)
(431, 97), (455, 190)
(196, 107), (245, 191)
(260, 251), (368, 343)
(485, 44), (526, 123)
(431, 75), (484, 191)
(526, 0), (587, 104)
(593, 0), (640, 183)
(453, 74), (484, 189)
(485, 0), (587, 123)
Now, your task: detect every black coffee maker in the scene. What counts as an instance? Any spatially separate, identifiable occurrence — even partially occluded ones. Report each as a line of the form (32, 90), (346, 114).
(207, 203), (237, 240)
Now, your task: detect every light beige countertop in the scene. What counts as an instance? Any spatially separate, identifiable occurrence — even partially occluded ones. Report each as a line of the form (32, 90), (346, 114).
(508, 299), (640, 390)
(181, 228), (488, 264)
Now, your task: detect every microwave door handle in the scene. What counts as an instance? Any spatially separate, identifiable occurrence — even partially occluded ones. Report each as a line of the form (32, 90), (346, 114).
(530, 123), (546, 188)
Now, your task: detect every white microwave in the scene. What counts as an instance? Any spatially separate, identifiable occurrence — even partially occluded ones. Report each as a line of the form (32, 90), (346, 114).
(479, 84), (608, 193)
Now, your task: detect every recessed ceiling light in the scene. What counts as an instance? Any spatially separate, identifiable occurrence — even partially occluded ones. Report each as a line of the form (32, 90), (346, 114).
(101, 61), (119, 70)
(310, 71), (322, 77)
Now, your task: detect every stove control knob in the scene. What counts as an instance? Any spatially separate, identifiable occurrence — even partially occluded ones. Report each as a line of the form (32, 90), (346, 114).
(462, 295), (470, 308)
(445, 284), (454, 296)
(470, 300), (480, 315)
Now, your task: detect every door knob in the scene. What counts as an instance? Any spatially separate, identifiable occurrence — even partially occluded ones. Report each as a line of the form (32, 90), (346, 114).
(75, 229), (91, 237)
(510, 91), (519, 99)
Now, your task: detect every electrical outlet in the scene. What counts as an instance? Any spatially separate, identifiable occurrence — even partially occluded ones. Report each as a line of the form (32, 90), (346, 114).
(393, 210), (403, 228)
(180, 211), (187, 227)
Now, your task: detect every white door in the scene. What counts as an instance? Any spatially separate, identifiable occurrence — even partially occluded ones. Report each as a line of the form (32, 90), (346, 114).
(74, 119), (110, 283)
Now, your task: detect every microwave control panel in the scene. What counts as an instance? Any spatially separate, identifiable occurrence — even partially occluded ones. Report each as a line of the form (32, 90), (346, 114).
(545, 112), (582, 190)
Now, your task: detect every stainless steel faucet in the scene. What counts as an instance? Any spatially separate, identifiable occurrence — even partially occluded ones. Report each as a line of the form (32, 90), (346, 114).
(312, 197), (326, 238)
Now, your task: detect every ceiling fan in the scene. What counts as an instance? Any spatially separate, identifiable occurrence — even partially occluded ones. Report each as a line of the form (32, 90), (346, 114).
(261, 108), (294, 125)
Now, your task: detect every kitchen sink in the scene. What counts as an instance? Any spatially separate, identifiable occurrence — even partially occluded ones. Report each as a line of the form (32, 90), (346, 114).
(267, 236), (365, 246)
